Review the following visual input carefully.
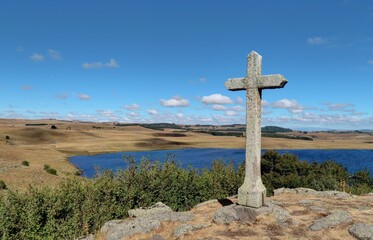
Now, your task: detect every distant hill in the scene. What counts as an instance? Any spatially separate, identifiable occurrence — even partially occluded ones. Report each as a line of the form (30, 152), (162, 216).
(261, 126), (293, 133)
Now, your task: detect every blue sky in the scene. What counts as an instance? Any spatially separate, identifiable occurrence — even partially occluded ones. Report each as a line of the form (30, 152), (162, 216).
(1, 0), (373, 130)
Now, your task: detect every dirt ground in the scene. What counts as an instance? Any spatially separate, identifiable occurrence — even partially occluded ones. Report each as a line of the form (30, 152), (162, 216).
(1, 118), (372, 191)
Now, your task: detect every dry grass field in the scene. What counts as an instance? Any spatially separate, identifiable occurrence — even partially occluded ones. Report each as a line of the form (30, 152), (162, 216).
(1, 118), (372, 191)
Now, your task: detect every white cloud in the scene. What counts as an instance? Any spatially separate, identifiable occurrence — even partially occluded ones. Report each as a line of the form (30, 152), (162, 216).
(368, 60), (373, 65)
(56, 92), (68, 99)
(77, 93), (91, 100)
(30, 53), (44, 62)
(176, 113), (184, 118)
(48, 49), (62, 60)
(307, 37), (328, 45)
(199, 77), (207, 83)
(261, 99), (269, 107)
(232, 106), (245, 112)
(106, 59), (119, 68)
(212, 104), (227, 111)
(323, 102), (356, 112)
(148, 109), (158, 115)
(273, 99), (303, 113)
(160, 97), (189, 107)
(82, 59), (119, 69)
(128, 112), (139, 117)
(202, 94), (233, 105)
(125, 103), (140, 110)
(236, 96), (243, 104)
(225, 110), (238, 116)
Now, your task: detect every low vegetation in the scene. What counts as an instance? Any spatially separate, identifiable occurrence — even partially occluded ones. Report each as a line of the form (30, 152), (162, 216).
(21, 161), (29, 167)
(0, 152), (371, 239)
(43, 164), (57, 175)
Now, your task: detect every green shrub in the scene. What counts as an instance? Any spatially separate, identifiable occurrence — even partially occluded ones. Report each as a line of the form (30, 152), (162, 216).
(21, 161), (29, 166)
(44, 164), (57, 175)
(0, 180), (6, 190)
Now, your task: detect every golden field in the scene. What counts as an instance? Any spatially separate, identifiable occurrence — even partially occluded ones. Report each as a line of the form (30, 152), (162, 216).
(0, 118), (372, 191)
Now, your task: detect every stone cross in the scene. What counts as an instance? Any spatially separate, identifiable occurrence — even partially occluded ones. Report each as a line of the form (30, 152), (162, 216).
(225, 51), (288, 208)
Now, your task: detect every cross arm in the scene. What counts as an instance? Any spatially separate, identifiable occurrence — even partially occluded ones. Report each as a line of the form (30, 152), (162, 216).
(225, 77), (246, 91)
(257, 74), (288, 89)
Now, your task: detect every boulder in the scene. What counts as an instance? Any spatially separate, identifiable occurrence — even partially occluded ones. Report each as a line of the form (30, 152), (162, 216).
(309, 210), (352, 231)
(128, 202), (172, 218)
(173, 223), (211, 238)
(348, 223), (373, 240)
(101, 202), (194, 240)
(213, 205), (239, 224)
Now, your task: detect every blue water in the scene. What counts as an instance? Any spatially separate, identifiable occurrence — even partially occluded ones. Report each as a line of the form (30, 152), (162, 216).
(69, 148), (373, 178)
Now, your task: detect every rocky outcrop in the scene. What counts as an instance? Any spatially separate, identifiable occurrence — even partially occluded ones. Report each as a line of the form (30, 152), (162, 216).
(100, 202), (194, 240)
(274, 187), (352, 198)
(309, 210), (352, 231)
(213, 201), (296, 226)
(348, 223), (373, 240)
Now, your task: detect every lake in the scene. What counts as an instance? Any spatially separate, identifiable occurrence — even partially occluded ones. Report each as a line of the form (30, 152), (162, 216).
(69, 148), (373, 178)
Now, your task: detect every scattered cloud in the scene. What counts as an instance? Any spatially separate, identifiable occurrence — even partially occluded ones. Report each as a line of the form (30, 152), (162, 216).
(48, 49), (62, 60)
(307, 37), (328, 45)
(262, 99), (270, 107)
(30, 53), (44, 62)
(322, 102), (357, 113)
(368, 60), (373, 65)
(202, 94), (233, 105)
(128, 112), (139, 117)
(55, 92), (68, 99)
(16, 47), (23, 52)
(124, 103), (140, 110)
(199, 77), (207, 83)
(148, 109), (158, 115)
(232, 106), (245, 112)
(82, 58), (119, 69)
(176, 113), (184, 118)
(160, 96), (189, 107)
(212, 104), (227, 111)
(272, 99), (303, 113)
(77, 93), (91, 100)
(236, 96), (243, 104)
(225, 110), (238, 116)
(22, 85), (32, 91)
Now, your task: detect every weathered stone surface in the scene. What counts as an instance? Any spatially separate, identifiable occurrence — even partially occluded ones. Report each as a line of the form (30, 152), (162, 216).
(348, 223), (373, 240)
(101, 218), (161, 240)
(234, 205), (259, 223)
(101, 203), (194, 240)
(213, 205), (239, 224)
(128, 202), (172, 218)
(309, 210), (352, 231)
(299, 199), (314, 205)
(309, 206), (326, 212)
(274, 188), (352, 199)
(226, 51), (288, 208)
(173, 223), (211, 238)
(272, 205), (297, 226)
(151, 235), (165, 240)
(317, 190), (352, 198)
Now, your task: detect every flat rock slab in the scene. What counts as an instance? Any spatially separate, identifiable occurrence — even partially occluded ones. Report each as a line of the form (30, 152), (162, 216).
(173, 223), (211, 238)
(348, 223), (373, 240)
(309, 210), (352, 231)
(274, 188), (352, 199)
(101, 202), (194, 240)
(214, 201), (296, 226)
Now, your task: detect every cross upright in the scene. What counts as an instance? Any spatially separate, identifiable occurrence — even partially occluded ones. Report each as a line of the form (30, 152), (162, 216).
(225, 51), (288, 208)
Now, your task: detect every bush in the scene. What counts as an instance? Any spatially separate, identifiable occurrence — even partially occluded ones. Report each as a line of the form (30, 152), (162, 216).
(5, 135), (10, 140)
(21, 161), (29, 167)
(44, 164), (57, 175)
(0, 180), (6, 190)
